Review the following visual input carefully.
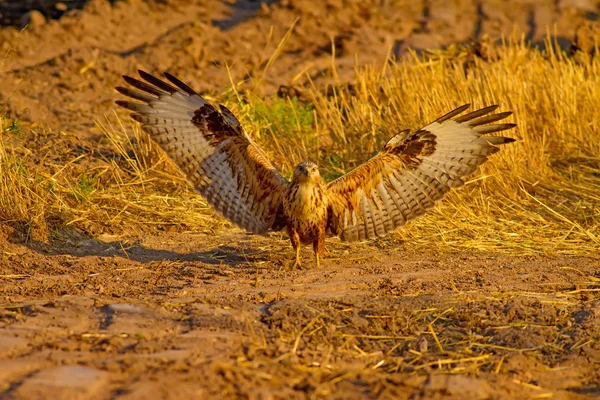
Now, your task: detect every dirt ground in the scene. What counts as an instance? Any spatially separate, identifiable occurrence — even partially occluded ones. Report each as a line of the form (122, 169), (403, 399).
(1, 0), (600, 399)
(1, 232), (599, 399)
(1, 0), (598, 137)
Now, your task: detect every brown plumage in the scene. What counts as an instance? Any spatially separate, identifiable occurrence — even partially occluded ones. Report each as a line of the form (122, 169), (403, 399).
(283, 161), (328, 267)
(116, 71), (516, 267)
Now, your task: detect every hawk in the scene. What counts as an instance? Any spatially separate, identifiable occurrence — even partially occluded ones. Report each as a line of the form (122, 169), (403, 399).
(116, 71), (516, 267)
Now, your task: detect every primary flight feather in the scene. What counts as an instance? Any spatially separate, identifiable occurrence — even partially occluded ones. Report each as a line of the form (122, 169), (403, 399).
(116, 71), (516, 267)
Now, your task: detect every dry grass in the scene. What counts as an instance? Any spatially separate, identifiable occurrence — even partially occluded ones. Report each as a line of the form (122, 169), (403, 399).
(0, 119), (52, 241)
(1, 36), (599, 254)
(0, 116), (220, 241)
(239, 36), (600, 255)
(84, 116), (219, 233)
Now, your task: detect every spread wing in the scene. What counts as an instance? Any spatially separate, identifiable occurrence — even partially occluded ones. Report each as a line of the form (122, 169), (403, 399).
(116, 70), (289, 233)
(326, 104), (516, 241)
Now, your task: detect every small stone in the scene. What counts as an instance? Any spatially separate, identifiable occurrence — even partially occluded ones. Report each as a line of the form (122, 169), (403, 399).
(418, 336), (428, 353)
(118, 381), (208, 399)
(425, 375), (492, 399)
(0, 330), (29, 356)
(20, 10), (46, 29)
(107, 303), (146, 314)
(0, 359), (45, 392)
(14, 365), (110, 400)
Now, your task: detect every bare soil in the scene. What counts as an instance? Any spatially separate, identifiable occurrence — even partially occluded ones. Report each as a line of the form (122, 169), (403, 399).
(1, 0), (597, 137)
(1, 0), (600, 399)
(1, 232), (600, 399)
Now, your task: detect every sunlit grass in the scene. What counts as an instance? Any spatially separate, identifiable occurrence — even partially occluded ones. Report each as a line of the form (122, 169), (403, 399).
(0, 119), (52, 241)
(1, 36), (599, 254)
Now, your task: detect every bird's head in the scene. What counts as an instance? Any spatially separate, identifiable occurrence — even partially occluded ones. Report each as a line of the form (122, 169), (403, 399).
(293, 161), (321, 184)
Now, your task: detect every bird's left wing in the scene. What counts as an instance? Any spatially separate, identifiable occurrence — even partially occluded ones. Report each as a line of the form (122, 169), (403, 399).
(326, 104), (516, 241)
(116, 70), (289, 233)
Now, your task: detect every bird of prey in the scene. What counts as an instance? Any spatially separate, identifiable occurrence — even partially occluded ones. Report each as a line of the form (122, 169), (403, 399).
(116, 71), (516, 267)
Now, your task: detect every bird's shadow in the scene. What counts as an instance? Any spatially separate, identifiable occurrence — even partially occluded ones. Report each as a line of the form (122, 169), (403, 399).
(7, 226), (276, 270)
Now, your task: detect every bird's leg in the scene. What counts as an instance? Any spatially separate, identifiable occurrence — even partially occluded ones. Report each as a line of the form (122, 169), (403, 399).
(295, 246), (302, 268)
(289, 229), (301, 268)
(313, 229), (325, 268)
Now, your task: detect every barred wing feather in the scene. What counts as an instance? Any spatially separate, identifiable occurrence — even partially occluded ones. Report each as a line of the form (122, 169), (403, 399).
(116, 70), (289, 233)
(326, 104), (516, 241)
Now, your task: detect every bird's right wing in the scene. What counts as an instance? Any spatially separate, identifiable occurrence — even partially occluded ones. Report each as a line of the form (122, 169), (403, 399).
(116, 70), (289, 233)
(326, 104), (516, 241)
